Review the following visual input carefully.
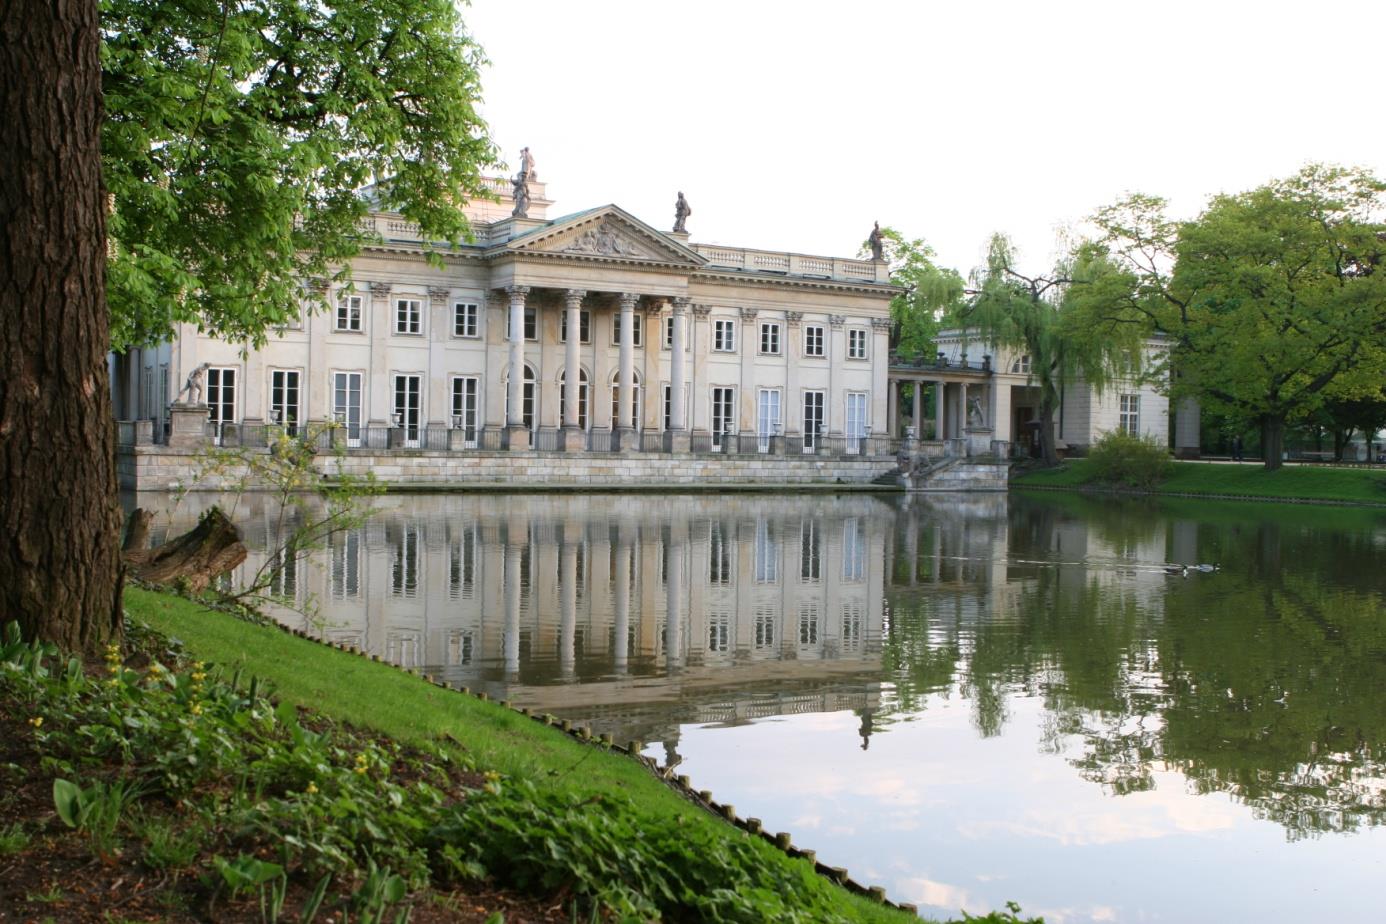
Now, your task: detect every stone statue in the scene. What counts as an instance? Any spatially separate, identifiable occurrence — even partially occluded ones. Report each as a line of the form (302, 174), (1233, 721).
(519, 146), (537, 181)
(511, 171), (530, 218)
(176, 363), (209, 406)
(868, 221), (885, 262)
(673, 191), (691, 233)
(967, 393), (985, 428)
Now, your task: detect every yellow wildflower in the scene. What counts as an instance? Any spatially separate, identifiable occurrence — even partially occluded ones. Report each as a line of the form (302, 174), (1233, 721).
(484, 770), (501, 783)
(306, 782), (319, 795)
(189, 703), (203, 716)
(28, 716), (43, 729)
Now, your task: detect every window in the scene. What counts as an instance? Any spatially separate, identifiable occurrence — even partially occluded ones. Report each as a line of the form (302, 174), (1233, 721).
(336, 294), (363, 332)
(269, 548), (298, 599)
(754, 607), (777, 650)
(393, 374), (421, 445)
(754, 519), (778, 583)
(611, 312), (642, 347)
(707, 605), (731, 654)
(447, 630), (474, 666)
(1011, 354), (1032, 374)
(799, 601), (820, 647)
(711, 387), (735, 445)
(842, 600), (863, 650)
(760, 322), (781, 355)
(206, 367), (236, 427)
(663, 316), (674, 349)
(332, 371), (363, 445)
(560, 310), (591, 343)
(847, 328), (868, 359)
(452, 302), (479, 338)
(269, 369), (300, 434)
(709, 521), (732, 585)
(845, 392), (868, 454)
(451, 376), (479, 443)
(756, 389), (781, 451)
(804, 324), (824, 357)
(394, 297), (422, 335)
(803, 391), (825, 449)
(661, 383), (687, 431)
(449, 525), (476, 599)
(800, 519), (821, 581)
(390, 525), (420, 598)
(330, 529), (361, 599)
(713, 319), (736, 352)
(1120, 394), (1140, 434)
(842, 518), (865, 582)
(506, 307), (538, 341)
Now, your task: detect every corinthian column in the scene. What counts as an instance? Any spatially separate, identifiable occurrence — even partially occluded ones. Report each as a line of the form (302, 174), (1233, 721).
(616, 292), (638, 450)
(667, 297), (690, 452)
(505, 285), (530, 450)
(563, 289), (585, 451)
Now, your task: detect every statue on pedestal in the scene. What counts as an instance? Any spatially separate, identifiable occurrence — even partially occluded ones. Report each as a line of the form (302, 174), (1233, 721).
(519, 146), (537, 182)
(868, 221), (885, 262)
(175, 363), (209, 406)
(967, 393), (985, 428)
(673, 191), (691, 233)
(511, 171), (530, 218)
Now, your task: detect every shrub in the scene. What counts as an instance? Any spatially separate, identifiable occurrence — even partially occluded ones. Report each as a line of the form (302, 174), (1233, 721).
(1085, 430), (1172, 490)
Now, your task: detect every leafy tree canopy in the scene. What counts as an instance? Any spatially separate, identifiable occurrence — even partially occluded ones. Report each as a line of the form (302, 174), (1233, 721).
(102, 0), (499, 350)
(1089, 165), (1386, 467)
(860, 226), (964, 359)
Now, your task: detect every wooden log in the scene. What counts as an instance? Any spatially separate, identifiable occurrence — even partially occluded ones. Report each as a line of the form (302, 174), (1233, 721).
(125, 505), (246, 593)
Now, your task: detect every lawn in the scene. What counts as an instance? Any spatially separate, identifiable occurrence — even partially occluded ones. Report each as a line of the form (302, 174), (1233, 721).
(125, 588), (931, 923)
(1013, 460), (1386, 505)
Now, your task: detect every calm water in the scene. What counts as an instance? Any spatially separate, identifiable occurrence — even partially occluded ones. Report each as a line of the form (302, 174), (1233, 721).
(134, 490), (1386, 923)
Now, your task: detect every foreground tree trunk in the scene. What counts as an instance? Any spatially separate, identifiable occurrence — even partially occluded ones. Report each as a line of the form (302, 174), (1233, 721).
(0, 0), (124, 653)
(1261, 416), (1286, 472)
(1037, 399), (1060, 467)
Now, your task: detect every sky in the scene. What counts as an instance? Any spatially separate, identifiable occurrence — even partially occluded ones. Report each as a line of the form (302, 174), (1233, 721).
(460, 0), (1386, 276)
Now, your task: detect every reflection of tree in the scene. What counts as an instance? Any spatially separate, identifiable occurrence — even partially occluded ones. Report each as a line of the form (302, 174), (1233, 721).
(884, 495), (1386, 839)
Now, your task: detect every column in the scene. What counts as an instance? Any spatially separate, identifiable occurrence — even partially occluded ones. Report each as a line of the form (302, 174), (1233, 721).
(616, 292), (638, 449)
(959, 382), (970, 456)
(739, 307), (758, 440)
(784, 311), (802, 444)
(828, 315), (845, 436)
(668, 298), (690, 451)
(505, 285), (530, 450)
(912, 381), (924, 437)
(562, 289), (585, 451)
(559, 534), (578, 681)
(427, 286), (450, 428)
(992, 381), (1012, 457)
(368, 282), (392, 427)
(307, 283), (328, 423)
(934, 381), (945, 441)
(690, 304), (711, 438)
(871, 318), (892, 436)
(887, 380), (899, 437)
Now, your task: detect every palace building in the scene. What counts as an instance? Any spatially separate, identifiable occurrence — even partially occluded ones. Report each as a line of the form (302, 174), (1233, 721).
(109, 167), (900, 457)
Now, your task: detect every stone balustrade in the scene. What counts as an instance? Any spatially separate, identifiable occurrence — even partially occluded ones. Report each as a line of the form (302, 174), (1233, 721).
(692, 245), (888, 283)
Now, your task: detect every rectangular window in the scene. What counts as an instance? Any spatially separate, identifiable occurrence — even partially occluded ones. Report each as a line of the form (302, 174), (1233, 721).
(451, 376), (479, 444)
(754, 606), (777, 650)
(799, 601), (820, 647)
(393, 374), (421, 445)
(1120, 394), (1141, 434)
(803, 390), (825, 450)
(756, 388), (781, 452)
(760, 322), (781, 355)
(336, 295), (363, 332)
(611, 312), (643, 347)
(560, 309), (591, 343)
(1011, 354), (1032, 374)
(663, 384), (671, 431)
(452, 302), (478, 338)
(800, 519), (821, 582)
(391, 524), (420, 598)
(713, 319), (736, 352)
(269, 369), (301, 435)
(754, 519), (778, 583)
(845, 392), (868, 454)
(206, 367), (237, 428)
(449, 525), (477, 599)
(842, 518), (865, 582)
(709, 521), (731, 585)
(708, 605), (730, 654)
(663, 316), (674, 349)
(842, 600), (863, 650)
(711, 387), (735, 445)
(447, 630), (474, 666)
(332, 371), (363, 446)
(847, 328), (868, 359)
(507, 306), (538, 341)
(804, 324), (825, 357)
(394, 298), (422, 335)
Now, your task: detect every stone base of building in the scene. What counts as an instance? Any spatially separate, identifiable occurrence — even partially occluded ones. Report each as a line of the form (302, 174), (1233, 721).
(505, 425), (531, 451)
(561, 427), (586, 452)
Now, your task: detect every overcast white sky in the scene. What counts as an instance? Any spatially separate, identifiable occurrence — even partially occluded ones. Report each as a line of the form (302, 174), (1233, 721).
(461, 0), (1385, 276)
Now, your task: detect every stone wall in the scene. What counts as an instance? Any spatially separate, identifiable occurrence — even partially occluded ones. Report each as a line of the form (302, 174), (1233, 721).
(118, 445), (898, 491)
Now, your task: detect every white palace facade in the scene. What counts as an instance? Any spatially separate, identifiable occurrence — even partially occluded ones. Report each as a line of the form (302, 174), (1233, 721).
(110, 172), (899, 456)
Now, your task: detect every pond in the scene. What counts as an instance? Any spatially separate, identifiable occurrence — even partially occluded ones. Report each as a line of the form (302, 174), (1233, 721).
(133, 489), (1386, 923)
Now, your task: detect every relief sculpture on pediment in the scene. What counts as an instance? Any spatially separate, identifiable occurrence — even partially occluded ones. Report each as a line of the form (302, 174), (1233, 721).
(564, 222), (645, 257)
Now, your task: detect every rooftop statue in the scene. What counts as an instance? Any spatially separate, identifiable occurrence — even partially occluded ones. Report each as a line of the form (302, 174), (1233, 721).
(511, 171), (530, 218)
(868, 221), (885, 262)
(673, 191), (692, 233)
(519, 146), (537, 182)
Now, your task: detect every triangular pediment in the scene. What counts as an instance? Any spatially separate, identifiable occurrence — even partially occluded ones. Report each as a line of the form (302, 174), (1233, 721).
(503, 205), (706, 266)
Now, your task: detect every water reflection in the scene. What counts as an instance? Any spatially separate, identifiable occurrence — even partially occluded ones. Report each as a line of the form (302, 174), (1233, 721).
(132, 489), (1386, 923)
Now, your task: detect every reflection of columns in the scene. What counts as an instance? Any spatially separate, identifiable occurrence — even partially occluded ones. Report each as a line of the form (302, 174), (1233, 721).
(617, 292), (637, 446)
(559, 538), (578, 680)
(503, 540), (522, 677)
(665, 528), (684, 669)
(934, 382), (945, 440)
(613, 538), (631, 674)
(505, 286), (530, 449)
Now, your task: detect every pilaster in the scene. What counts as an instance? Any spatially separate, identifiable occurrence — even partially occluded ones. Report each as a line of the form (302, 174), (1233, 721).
(367, 282), (392, 426)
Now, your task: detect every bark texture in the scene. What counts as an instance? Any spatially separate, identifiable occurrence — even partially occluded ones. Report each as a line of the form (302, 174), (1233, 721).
(127, 507), (247, 594)
(0, 0), (124, 652)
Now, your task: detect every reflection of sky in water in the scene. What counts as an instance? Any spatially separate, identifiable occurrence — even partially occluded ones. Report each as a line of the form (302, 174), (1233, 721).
(134, 490), (1386, 923)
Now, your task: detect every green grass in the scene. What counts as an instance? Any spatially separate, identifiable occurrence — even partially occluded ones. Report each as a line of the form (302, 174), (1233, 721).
(1013, 459), (1386, 505)
(126, 587), (923, 923)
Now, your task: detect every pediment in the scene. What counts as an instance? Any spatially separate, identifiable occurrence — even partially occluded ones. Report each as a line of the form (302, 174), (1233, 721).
(504, 206), (706, 267)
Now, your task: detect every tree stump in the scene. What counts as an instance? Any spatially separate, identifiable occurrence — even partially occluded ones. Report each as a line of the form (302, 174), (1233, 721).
(124, 506), (246, 593)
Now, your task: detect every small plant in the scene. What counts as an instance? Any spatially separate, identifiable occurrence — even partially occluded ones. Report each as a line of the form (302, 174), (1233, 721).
(1084, 429), (1172, 489)
(52, 777), (145, 860)
(128, 809), (202, 870)
(0, 822), (30, 855)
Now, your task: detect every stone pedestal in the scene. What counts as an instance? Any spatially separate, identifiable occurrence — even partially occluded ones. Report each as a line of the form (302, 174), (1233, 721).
(664, 430), (691, 453)
(134, 419), (154, 446)
(561, 427), (586, 452)
(965, 426), (994, 458)
(615, 426), (637, 452)
(167, 403), (210, 448)
(387, 427), (406, 449)
(506, 424), (531, 451)
(448, 429), (471, 451)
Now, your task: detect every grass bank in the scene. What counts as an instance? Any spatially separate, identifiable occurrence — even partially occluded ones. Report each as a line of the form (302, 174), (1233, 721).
(122, 588), (938, 922)
(1013, 459), (1386, 506)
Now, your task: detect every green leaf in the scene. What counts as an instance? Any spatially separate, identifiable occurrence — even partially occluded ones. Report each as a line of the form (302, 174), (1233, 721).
(52, 779), (84, 828)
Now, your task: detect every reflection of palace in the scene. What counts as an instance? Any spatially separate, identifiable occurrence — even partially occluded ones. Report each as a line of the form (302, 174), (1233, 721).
(157, 493), (889, 746)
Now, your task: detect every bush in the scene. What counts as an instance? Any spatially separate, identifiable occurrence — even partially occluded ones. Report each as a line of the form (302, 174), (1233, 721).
(1085, 430), (1172, 490)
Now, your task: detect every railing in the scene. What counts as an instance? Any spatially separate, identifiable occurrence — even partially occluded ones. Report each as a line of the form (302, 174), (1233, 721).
(585, 429), (617, 453)
(889, 351), (993, 373)
(692, 244), (885, 283)
(531, 428), (563, 452)
(638, 431), (664, 453)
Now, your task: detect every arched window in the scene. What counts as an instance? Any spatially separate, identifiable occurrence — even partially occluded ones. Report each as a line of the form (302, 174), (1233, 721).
(503, 364), (537, 430)
(610, 370), (642, 430)
(559, 368), (589, 430)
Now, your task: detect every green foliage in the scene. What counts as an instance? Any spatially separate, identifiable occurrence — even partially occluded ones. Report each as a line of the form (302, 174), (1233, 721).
(0, 823), (30, 856)
(52, 776), (145, 859)
(861, 226), (966, 359)
(961, 901), (1043, 923)
(430, 779), (843, 923)
(101, 0), (499, 350)
(1084, 430), (1173, 489)
(129, 809), (204, 870)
